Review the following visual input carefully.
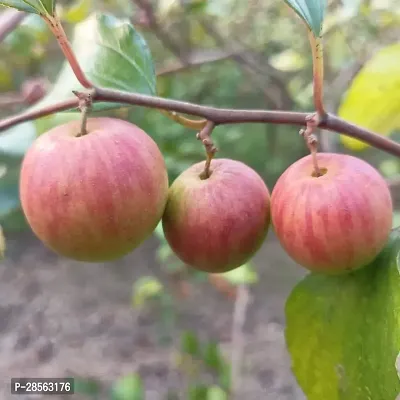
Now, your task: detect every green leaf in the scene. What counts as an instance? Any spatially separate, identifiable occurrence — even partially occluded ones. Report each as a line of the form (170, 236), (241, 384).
(132, 276), (163, 308)
(339, 43), (400, 151)
(188, 385), (209, 400)
(207, 386), (228, 400)
(0, 0), (54, 14)
(181, 331), (201, 357)
(112, 374), (145, 400)
(283, 0), (327, 37)
(0, 225), (5, 258)
(285, 230), (400, 400)
(218, 263), (258, 285)
(32, 12), (156, 113)
(203, 341), (225, 372)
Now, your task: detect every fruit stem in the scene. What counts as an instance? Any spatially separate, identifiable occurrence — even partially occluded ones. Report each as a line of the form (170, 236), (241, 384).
(73, 90), (94, 137)
(300, 113), (322, 177)
(197, 121), (217, 179)
(43, 14), (93, 89)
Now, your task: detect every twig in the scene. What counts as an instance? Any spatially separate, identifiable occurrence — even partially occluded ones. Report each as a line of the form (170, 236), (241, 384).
(1, 88), (400, 158)
(43, 14), (93, 88)
(0, 9), (26, 42)
(230, 284), (251, 399)
(308, 31), (326, 116)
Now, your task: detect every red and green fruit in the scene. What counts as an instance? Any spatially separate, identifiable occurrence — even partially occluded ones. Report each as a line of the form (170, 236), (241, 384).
(162, 158), (271, 273)
(20, 117), (169, 262)
(271, 153), (393, 274)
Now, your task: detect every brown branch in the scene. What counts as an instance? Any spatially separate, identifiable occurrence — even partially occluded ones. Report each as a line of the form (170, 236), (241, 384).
(43, 14), (93, 89)
(0, 9), (26, 42)
(1, 88), (400, 158)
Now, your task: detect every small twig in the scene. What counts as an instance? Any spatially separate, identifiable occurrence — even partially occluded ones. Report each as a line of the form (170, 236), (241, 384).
(72, 90), (94, 136)
(196, 121), (217, 179)
(230, 284), (251, 399)
(43, 14), (93, 89)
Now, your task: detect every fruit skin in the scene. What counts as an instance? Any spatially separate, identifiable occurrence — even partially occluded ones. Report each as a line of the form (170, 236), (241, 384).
(20, 117), (168, 262)
(271, 153), (393, 274)
(162, 158), (271, 273)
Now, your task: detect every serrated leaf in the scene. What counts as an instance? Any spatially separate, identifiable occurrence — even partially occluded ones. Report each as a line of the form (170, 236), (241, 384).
(285, 230), (400, 400)
(31, 12), (156, 113)
(112, 374), (144, 400)
(339, 43), (400, 151)
(132, 276), (163, 308)
(0, 0), (54, 14)
(284, 0), (327, 37)
(218, 263), (258, 285)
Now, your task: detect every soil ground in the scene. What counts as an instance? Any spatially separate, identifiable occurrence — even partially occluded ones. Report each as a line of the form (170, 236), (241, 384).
(0, 230), (307, 400)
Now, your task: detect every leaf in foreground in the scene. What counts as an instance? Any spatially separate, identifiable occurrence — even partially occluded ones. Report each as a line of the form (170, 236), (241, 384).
(286, 230), (400, 400)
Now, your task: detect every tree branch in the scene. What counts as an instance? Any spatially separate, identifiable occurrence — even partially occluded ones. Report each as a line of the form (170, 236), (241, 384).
(0, 9), (26, 42)
(1, 88), (400, 158)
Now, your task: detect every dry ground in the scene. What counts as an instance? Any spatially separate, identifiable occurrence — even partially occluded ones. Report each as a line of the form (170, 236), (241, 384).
(0, 230), (307, 399)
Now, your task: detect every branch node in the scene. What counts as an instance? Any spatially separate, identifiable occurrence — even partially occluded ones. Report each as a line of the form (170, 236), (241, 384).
(197, 121), (216, 180)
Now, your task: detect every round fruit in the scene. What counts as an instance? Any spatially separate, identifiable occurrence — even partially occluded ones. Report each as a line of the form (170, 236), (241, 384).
(271, 153), (393, 274)
(20, 117), (169, 262)
(162, 158), (271, 273)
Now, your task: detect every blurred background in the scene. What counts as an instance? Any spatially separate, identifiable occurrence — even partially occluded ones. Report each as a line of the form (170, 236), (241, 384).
(0, 0), (399, 398)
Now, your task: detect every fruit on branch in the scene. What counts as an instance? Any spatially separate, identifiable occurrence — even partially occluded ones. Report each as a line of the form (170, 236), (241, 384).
(271, 153), (393, 274)
(162, 158), (271, 273)
(19, 117), (168, 262)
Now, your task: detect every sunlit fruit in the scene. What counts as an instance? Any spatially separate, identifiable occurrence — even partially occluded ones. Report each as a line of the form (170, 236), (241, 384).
(162, 158), (271, 273)
(271, 153), (393, 274)
(20, 117), (169, 262)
